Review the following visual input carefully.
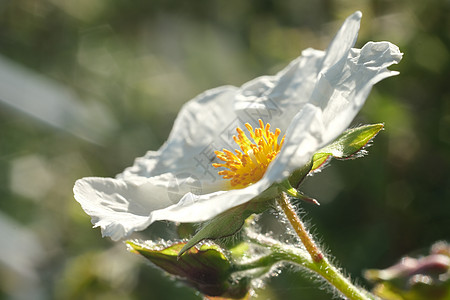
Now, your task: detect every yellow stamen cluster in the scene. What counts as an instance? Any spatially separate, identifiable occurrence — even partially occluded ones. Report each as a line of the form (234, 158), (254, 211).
(213, 120), (285, 189)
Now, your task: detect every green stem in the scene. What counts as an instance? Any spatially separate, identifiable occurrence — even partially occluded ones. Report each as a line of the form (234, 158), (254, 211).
(311, 259), (376, 300)
(268, 191), (376, 299)
(245, 231), (376, 300)
(277, 192), (323, 262)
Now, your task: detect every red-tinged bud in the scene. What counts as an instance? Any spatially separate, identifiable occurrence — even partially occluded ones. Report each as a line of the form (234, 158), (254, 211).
(127, 241), (250, 299)
(365, 241), (450, 300)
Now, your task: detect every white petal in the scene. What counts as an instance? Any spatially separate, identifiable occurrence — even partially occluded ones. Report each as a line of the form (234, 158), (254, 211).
(120, 86), (240, 182)
(240, 13), (401, 185)
(118, 150), (159, 179)
(234, 48), (325, 133)
(73, 172), (227, 240)
(233, 11), (363, 132)
(265, 104), (325, 180)
(150, 178), (272, 224)
(264, 41), (401, 182)
(73, 177), (173, 240)
(311, 41), (402, 143)
(322, 11), (362, 70)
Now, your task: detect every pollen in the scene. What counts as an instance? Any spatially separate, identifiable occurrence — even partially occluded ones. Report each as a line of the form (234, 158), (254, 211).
(213, 119), (285, 189)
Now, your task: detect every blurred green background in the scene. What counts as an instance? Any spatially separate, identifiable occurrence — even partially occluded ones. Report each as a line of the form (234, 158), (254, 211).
(0, 0), (449, 299)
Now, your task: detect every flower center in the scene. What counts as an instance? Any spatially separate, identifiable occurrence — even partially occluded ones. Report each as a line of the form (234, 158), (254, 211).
(213, 120), (285, 189)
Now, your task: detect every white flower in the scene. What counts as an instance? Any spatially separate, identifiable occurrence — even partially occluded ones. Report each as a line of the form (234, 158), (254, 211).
(74, 11), (402, 241)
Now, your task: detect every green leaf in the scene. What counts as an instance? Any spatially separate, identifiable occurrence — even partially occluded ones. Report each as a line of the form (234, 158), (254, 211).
(128, 241), (250, 299)
(311, 123), (384, 171)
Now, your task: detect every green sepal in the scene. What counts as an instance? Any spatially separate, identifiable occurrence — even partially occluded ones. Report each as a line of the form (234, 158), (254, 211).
(179, 197), (274, 257)
(311, 123), (384, 172)
(128, 241), (250, 299)
(288, 159), (313, 188)
(279, 178), (319, 205)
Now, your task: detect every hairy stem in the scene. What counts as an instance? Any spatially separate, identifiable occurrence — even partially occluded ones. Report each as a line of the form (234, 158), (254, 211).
(277, 192), (323, 262)
(280, 246), (376, 300)
(245, 231), (376, 300)
(272, 193), (376, 299)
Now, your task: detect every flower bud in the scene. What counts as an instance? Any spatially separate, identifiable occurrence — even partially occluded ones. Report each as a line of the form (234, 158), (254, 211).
(128, 241), (249, 299)
(365, 241), (450, 300)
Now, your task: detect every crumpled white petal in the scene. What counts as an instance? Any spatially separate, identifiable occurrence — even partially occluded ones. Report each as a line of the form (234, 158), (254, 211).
(74, 11), (402, 241)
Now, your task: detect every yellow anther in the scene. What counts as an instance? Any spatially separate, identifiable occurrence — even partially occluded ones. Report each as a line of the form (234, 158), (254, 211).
(212, 120), (285, 189)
